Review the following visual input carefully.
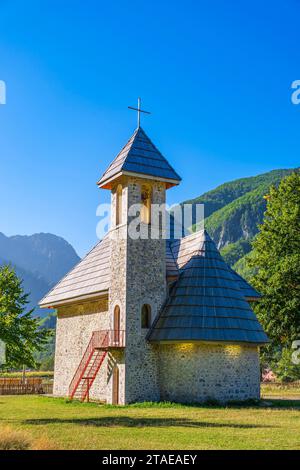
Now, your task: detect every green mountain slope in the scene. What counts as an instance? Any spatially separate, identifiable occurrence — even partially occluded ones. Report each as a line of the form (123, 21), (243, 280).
(205, 182), (270, 248)
(185, 169), (295, 219)
(183, 167), (298, 270)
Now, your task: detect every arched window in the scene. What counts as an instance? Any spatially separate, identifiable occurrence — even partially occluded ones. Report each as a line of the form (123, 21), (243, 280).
(113, 305), (121, 343)
(116, 184), (123, 226)
(141, 304), (151, 329)
(141, 185), (151, 224)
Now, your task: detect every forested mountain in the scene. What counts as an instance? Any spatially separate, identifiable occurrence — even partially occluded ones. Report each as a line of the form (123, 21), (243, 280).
(0, 232), (80, 317)
(181, 168), (299, 274)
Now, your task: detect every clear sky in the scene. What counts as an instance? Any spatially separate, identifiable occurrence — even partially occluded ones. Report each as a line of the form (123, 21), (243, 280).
(0, 0), (299, 256)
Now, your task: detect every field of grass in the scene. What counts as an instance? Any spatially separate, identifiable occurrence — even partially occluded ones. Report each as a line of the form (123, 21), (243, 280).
(262, 383), (300, 398)
(0, 371), (54, 379)
(0, 392), (300, 450)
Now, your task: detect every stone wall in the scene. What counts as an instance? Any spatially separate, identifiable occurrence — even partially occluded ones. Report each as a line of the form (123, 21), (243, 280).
(124, 177), (166, 403)
(107, 181), (128, 404)
(106, 350), (126, 405)
(53, 298), (109, 400)
(109, 176), (167, 404)
(158, 342), (260, 403)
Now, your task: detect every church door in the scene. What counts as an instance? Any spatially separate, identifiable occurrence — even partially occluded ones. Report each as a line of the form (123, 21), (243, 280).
(112, 366), (119, 405)
(113, 305), (120, 345)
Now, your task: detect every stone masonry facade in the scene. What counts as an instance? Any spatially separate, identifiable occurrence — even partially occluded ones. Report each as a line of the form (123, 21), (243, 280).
(109, 176), (166, 404)
(124, 177), (166, 403)
(54, 300), (261, 403)
(158, 343), (260, 403)
(53, 298), (110, 401)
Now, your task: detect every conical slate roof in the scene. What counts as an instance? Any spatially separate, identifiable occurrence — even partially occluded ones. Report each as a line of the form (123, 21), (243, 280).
(97, 127), (181, 188)
(149, 230), (268, 344)
(227, 266), (261, 300)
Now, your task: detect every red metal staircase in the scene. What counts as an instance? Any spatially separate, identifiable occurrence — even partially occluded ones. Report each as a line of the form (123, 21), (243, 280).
(69, 330), (125, 402)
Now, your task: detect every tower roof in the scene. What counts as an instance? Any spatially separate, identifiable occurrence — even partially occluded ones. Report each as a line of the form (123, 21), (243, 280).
(148, 230), (268, 344)
(97, 127), (181, 188)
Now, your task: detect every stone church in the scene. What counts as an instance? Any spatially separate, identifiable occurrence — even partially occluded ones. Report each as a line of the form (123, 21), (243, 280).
(40, 125), (268, 405)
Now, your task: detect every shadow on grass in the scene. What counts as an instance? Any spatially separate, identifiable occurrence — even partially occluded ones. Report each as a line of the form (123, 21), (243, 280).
(23, 416), (276, 429)
(33, 395), (300, 410)
(260, 399), (300, 409)
(110, 398), (300, 410)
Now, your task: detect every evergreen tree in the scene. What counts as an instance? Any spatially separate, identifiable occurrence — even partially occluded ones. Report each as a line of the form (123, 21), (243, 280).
(0, 265), (50, 369)
(250, 172), (300, 350)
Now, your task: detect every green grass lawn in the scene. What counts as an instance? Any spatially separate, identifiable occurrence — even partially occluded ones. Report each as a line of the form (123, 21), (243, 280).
(261, 383), (300, 398)
(1, 393), (300, 450)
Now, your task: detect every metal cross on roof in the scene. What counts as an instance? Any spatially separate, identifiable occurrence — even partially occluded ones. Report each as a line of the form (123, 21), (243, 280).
(128, 97), (151, 128)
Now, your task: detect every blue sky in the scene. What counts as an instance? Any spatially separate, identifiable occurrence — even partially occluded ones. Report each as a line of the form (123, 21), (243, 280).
(0, 0), (299, 256)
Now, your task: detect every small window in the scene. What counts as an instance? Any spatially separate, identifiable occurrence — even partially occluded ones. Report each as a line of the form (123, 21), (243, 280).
(141, 185), (151, 224)
(113, 305), (120, 332)
(116, 184), (123, 226)
(141, 304), (151, 329)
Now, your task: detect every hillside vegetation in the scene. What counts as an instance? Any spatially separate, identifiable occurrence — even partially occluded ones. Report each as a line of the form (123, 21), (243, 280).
(183, 168), (298, 275)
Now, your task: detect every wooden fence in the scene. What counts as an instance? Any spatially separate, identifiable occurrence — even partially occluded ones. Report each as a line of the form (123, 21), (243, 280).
(0, 378), (53, 395)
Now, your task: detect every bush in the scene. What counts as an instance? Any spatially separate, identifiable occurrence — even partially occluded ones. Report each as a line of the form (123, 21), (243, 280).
(0, 427), (31, 450)
(271, 348), (300, 383)
(0, 426), (53, 450)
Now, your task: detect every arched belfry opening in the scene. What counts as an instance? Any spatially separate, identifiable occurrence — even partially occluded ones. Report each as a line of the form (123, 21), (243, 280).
(141, 185), (152, 224)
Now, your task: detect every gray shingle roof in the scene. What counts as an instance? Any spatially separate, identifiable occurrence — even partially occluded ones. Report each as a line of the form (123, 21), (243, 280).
(97, 127), (181, 187)
(40, 230), (263, 345)
(227, 266), (261, 300)
(168, 232), (260, 299)
(39, 235), (110, 307)
(149, 230), (268, 344)
(166, 240), (178, 277)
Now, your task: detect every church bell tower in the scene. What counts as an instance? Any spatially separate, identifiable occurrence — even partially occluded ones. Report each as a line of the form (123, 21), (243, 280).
(97, 104), (181, 404)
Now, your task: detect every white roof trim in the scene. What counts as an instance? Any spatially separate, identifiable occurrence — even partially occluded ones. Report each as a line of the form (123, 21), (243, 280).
(98, 170), (180, 187)
(40, 290), (109, 308)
